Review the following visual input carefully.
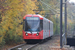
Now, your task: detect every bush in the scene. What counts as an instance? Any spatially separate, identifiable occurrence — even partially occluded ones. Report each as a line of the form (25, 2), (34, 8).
(4, 32), (23, 44)
(0, 39), (5, 48)
(13, 35), (23, 43)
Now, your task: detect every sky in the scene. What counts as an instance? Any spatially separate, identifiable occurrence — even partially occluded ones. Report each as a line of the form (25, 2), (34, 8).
(69, 0), (75, 3)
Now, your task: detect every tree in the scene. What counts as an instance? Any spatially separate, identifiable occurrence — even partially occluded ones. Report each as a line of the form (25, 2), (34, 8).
(0, 0), (37, 45)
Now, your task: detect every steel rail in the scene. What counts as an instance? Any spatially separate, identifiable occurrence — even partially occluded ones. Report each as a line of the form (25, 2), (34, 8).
(8, 43), (26, 50)
(26, 43), (39, 50)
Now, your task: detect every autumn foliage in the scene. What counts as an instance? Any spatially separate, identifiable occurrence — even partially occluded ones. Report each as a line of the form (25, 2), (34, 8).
(0, 0), (37, 47)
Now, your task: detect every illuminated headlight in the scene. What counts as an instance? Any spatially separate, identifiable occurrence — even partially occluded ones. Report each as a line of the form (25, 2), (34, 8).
(36, 32), (39, 36)
(26, 33), (28, 36)
(36, 33), (39, 36)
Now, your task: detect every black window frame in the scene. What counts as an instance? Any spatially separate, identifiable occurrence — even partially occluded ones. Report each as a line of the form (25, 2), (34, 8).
(23, 19), (43, 32)
(40, 20), (43, 31)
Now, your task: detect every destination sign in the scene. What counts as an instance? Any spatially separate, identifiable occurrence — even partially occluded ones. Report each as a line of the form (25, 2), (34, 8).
(26, 17), (39, 20)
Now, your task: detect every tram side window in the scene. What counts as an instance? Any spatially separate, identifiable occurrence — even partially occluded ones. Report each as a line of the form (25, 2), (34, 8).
(40, 20), (43, 31)
(45, 21), (47, 30)
(44, 20), (46, 30)
(49, 22), (50, 30)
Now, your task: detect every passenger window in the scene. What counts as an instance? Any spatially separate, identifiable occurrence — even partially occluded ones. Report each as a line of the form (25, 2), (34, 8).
(40, 20), (43, 31)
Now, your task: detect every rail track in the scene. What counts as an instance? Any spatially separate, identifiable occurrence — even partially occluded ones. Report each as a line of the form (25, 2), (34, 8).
(8, 35), (74, 50)
(8, 43), (39, 50)
(8, 35), (58, 50)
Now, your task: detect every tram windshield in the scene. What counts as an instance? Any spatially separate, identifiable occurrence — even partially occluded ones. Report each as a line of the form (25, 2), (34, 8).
(25, 17), (40, 32)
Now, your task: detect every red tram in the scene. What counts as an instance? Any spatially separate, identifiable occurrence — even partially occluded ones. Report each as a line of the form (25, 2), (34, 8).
(23, 14), (53, 43)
